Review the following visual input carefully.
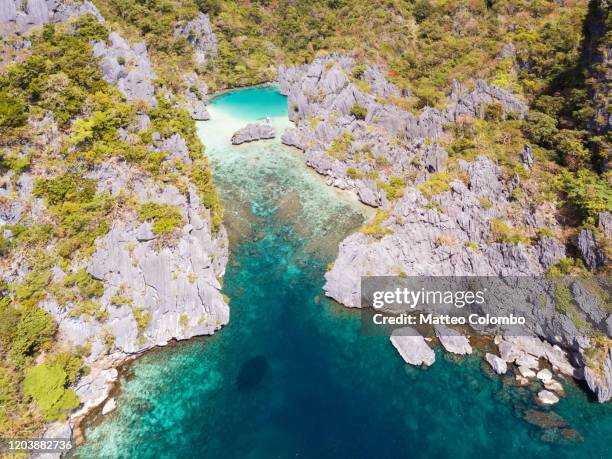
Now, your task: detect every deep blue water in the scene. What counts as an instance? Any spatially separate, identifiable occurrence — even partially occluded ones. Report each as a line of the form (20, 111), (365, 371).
(74, 86), (612, 459)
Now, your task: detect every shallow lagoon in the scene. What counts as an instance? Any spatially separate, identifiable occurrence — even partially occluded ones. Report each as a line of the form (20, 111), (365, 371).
(75, 86), (612, 459)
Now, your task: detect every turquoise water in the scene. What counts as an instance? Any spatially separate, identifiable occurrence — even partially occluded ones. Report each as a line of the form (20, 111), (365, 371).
(74, 86), (612, 459)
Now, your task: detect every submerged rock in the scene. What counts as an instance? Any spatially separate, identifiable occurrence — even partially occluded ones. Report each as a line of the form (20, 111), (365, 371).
(537, 390), (560, 406)
(231, 122), (276, 145)
(524, 410), (567, 429)
(390, 328), (435, 367)
(544, 379), (566, 396)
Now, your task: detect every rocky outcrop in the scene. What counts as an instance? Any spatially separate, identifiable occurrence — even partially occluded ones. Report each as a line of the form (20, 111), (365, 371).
(577, 212), (610, 270)
(278, 54), (612, 402)
(0, 0), (103, 37)
(435, 325), (472, 355)
(231, 122), (276, 144)
(485, 353), (508, 374)
(0, 4), (230, 441)
(92, 32), (157, 107)
(390, 328), (435, 367)
(181, 72), (210, 120)
(174, 13), (217, 66)
(584, 347), (612, 402)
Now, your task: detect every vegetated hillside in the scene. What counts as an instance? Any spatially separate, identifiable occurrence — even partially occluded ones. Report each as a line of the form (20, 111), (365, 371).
(0, 0), (610, 439)
(95, 0), (610, 244)
(0, 13), (225, 435)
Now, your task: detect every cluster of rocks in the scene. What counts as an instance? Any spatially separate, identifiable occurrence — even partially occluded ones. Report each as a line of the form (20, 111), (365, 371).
(0, 0), (103, 37)
(231, 121), (276, 145)
(277, 54), (612, 403)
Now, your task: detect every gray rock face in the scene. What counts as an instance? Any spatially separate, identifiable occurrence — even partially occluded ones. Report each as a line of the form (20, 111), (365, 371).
(519, 144), (534, 169)
(435, 325), (472, 355)
(278, 53), (612, 402)
(497, 336), (576, 377)
(0, 0), (103, 37)
(577, 228), (608, 270)
(174, 13), (217, 66)
(485, 353), (508, 374)
(92, 32), (157, 107)
(449, 79), (528, 120)
(231, 122), (276, 145)
(390, 328), (435, 367)
(584, 347), (612, 403)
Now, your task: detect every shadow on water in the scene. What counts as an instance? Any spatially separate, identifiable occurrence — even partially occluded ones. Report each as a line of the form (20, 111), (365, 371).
(236, 356), (268, 391)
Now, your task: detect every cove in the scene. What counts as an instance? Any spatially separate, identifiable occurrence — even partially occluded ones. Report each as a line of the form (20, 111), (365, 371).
(73, 86), (612, 459)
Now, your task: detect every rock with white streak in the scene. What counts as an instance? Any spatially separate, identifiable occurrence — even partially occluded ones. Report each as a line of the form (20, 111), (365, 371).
(101, 398), (117, 415)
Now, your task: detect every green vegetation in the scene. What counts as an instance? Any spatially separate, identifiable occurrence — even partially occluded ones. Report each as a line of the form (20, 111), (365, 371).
(23, 364), (80, 421)
(137, 201), (186, 236)
(489, 218), (530, 245)
(361, 209), (393, 239)
(418, 172), (451, 199)
(346, 167), (363, 179)
(381, 176), (405, 201)
(328, 132), (354, 159)
(536, 227), (556, 239)
(133, 307), (153, 335)
(555, 169), (612, 224)
(350, 102), (367, 120)
(0, 10), (223, 436)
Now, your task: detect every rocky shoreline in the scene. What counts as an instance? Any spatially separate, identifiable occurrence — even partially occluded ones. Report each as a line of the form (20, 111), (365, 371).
(0, 2), (230, 452)
(277, 54), (612, 404)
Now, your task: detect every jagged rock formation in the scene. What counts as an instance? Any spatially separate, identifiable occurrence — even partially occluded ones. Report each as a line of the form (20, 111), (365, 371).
(0, 0), (103, 37)
(92, 32), (157, 107)
(231, 122), (276, 144)
(577, 212), (610, 271)
(174, 13), (217, 66)
(584, 348), (612, 403)
(181, 72), (210, 120)
(0, 0), (229, 442)
(278, 54), (612, 402)
(40, 174), (229, 358)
